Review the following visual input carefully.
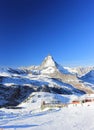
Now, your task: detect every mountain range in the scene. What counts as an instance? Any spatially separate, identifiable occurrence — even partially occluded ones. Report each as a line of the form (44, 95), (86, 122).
(0, 55), (94, 108)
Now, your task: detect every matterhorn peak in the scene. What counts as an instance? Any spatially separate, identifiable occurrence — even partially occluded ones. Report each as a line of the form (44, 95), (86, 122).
(39, 55), (71, 75)
(40, 55), (56, 68)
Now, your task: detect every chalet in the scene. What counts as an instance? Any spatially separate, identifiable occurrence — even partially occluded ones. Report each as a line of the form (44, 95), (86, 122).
(70, 100), (81, 106)
(72, 100), (80, 104)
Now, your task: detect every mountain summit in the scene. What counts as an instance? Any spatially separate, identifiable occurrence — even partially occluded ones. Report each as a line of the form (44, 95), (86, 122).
(40, 55), (56, 68)
(39, 55), (70, 75)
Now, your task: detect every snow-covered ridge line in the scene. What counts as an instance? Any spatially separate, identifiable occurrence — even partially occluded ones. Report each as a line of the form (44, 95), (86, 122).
(0, 55), (94, 108)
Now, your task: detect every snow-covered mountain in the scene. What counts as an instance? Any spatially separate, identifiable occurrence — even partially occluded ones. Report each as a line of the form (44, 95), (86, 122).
(39, 55), (71, 74)
(80, 70), (94, 84)
(0, 55), (94, 108)
(64, 66), (94, 76)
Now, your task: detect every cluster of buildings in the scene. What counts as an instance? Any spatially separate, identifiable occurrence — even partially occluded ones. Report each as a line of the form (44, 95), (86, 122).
(41, 95), (94, 109)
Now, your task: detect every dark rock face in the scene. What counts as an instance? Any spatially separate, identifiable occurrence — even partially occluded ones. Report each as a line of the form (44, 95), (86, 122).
(0, 84), (36, 107)
(37, 85), (51, 93)
(0, 76), (4, 82)
(8, 68), (28, 75)
(51, 87), (72, 94)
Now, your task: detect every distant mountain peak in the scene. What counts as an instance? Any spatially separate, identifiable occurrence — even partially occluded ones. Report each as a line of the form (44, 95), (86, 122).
(40, 55), (56, 68)
(39, 55), (71, 75)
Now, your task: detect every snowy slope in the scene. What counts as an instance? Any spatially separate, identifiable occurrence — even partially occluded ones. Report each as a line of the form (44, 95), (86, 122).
(0, 94), (94, 130)
(64, 66), (94, 76)
(79, 70), (94, 90)
(64, 67), (78, 74)
(81, 70), (94, 83)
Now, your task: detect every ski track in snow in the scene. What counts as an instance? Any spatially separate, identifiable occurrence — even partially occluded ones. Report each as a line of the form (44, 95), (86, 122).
(0, 108), (60, 129)
(0, 103), (94, 130)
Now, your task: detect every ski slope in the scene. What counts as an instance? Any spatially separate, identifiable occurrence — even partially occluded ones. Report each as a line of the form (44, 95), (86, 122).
(0, 101), (94, 130)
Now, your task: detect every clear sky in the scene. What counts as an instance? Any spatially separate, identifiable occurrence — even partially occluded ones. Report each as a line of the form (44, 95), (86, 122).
(0, 0), (94, 67)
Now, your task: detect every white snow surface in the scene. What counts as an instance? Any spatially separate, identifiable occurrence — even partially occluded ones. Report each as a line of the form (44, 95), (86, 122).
(57, 65), (71, 74)
(0, 93), (94, 130)
(64, 67), (78, 74)
(0, 103), (94, 130)
(41, 66), (55, 74)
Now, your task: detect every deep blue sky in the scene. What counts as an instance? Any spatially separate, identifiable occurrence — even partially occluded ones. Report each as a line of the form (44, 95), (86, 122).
(0, 0), (94, 67)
